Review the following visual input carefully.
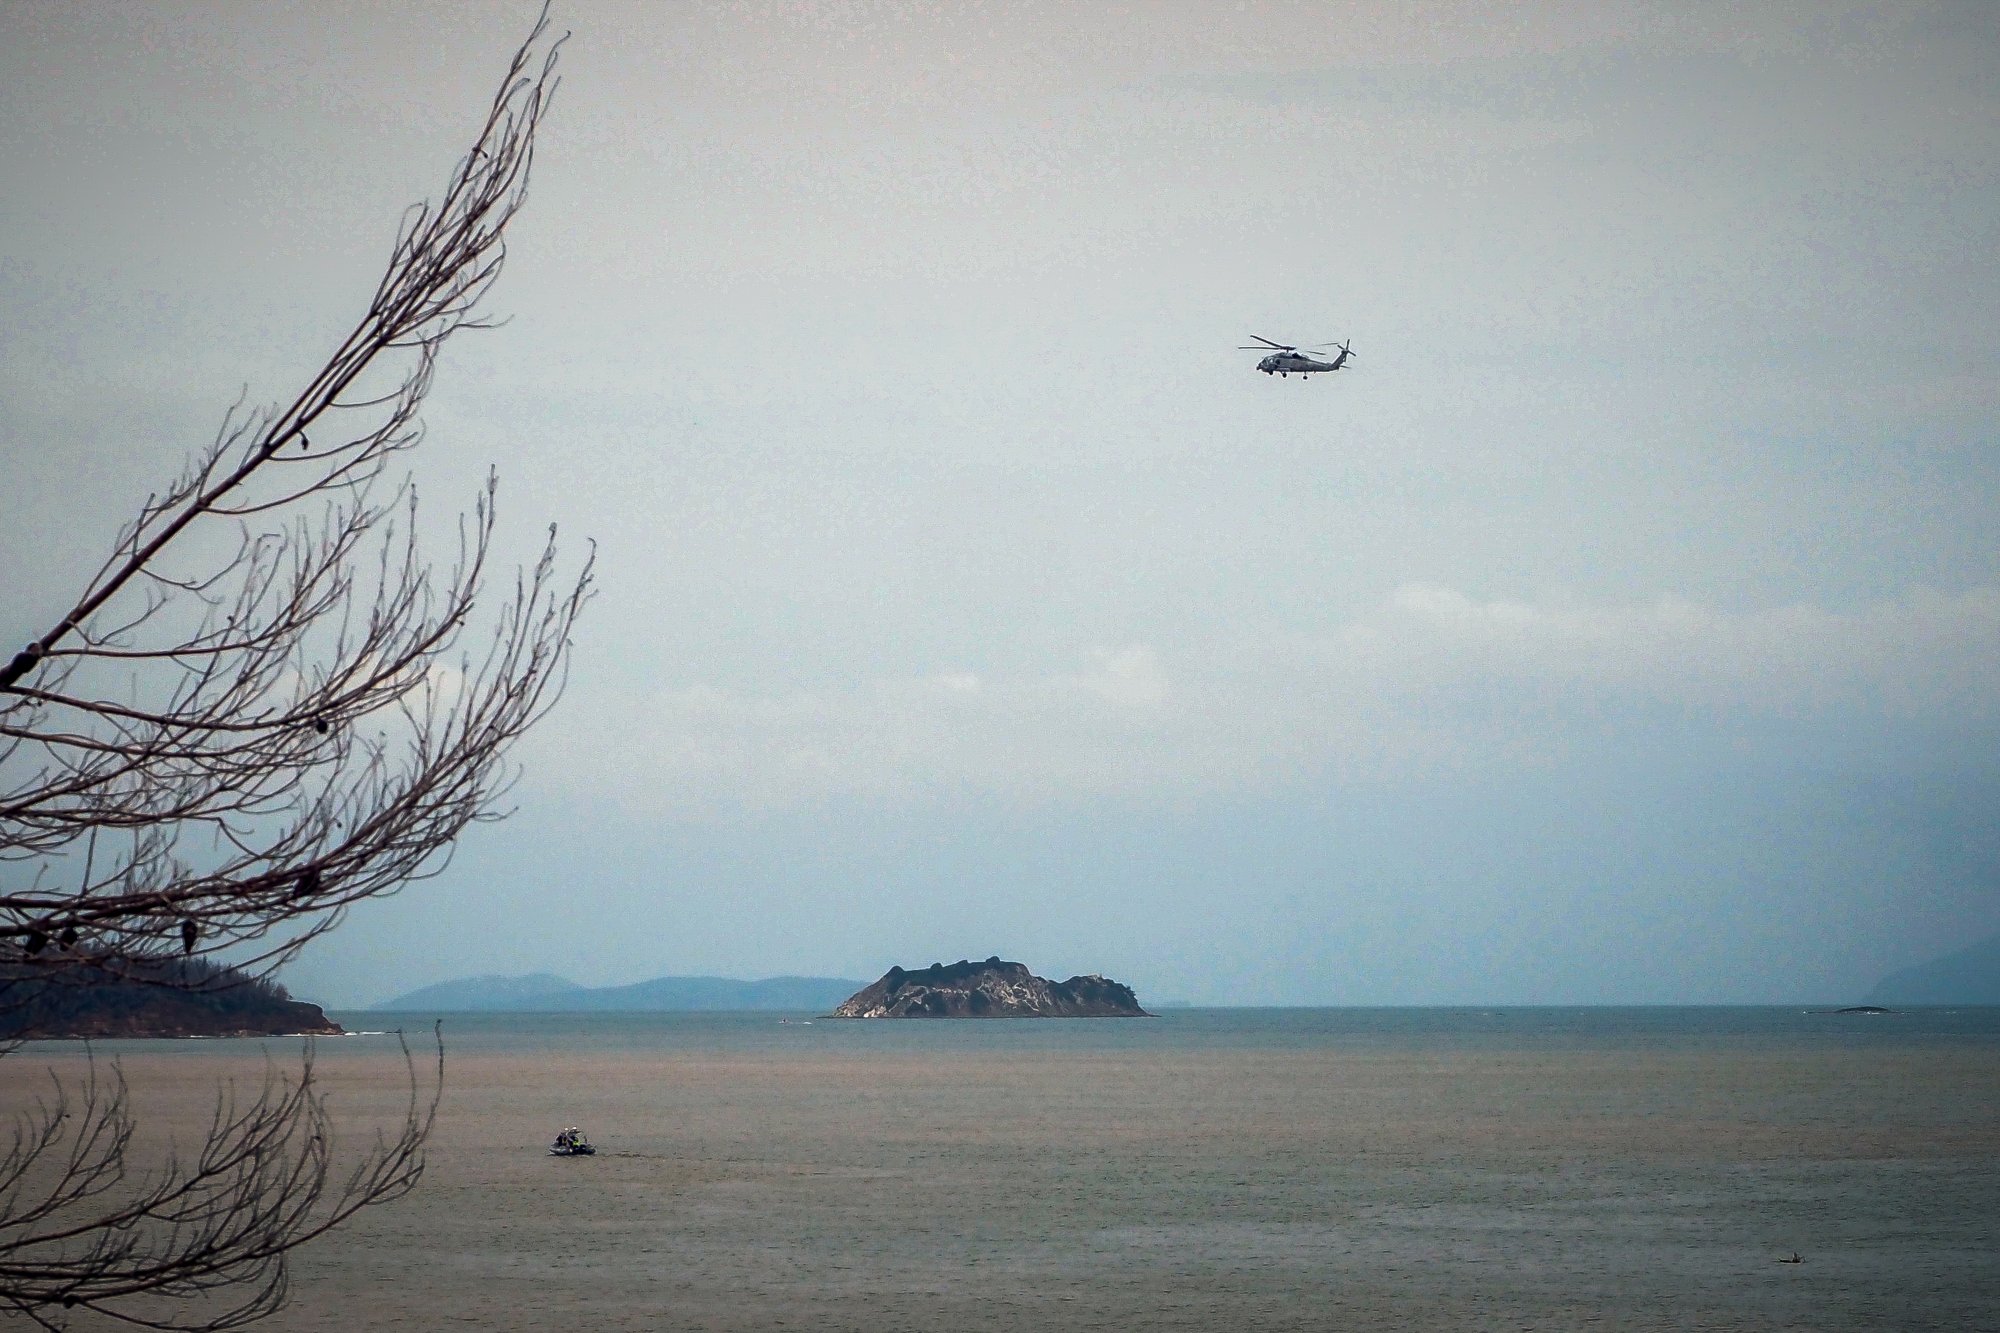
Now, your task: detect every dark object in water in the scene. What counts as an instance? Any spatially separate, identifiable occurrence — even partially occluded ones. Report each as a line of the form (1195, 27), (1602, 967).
(1835, 1005), (1893, 1015)
(1779, 1252), (1804, 1264)
(549, 1126), (595, 1156)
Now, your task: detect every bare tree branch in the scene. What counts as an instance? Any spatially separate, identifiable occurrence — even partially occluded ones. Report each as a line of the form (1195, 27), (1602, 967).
(0, 1031), (442, 1332)
(2, 6), (587, 1326)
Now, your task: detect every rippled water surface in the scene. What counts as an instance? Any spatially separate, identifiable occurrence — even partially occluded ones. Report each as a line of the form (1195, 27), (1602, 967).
(17, 1008), (1999, 1330)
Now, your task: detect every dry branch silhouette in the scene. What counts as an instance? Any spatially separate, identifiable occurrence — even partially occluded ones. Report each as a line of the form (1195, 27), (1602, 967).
(1, 7), (589, 1326)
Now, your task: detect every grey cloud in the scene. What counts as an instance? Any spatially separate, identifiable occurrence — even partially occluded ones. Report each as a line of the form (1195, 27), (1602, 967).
(8, 0), (1998, 1005)
(520, 586), (2000, 812)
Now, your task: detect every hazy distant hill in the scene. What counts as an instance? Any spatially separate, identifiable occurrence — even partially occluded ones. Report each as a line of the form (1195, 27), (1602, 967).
(377, 973), (585, 1010)
(1865, 932), (2000, 1006)
(376, 972), (865, 1012)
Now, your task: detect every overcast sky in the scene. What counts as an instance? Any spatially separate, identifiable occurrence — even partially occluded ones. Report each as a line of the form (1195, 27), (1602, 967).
(4, 1), (1996, 1006)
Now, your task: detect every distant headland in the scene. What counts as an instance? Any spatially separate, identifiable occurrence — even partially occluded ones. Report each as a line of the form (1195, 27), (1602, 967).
(375, 972), (866, 1012)
(832, 957), (1151, 1018)
(1864, 931), (2000, 1006)
(0, 958), (342, 1040)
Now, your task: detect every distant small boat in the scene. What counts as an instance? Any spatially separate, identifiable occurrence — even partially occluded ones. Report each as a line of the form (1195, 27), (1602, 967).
(549, 1126), (595, 1156)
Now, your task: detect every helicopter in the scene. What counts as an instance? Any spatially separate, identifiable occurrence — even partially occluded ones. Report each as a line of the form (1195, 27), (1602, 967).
(1241, 335), (1355, 378)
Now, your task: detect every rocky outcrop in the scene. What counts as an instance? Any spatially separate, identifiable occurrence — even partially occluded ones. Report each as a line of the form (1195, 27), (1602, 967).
(832, 957), (1150, 1018)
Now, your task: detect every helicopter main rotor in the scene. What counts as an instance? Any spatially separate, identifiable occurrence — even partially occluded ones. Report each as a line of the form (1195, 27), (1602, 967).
(1240, 334), (1349, 352)
(1240, 335), (1353, 357)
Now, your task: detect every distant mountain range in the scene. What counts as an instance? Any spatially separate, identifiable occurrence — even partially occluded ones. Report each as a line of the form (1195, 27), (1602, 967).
(1866, 932), (2000, 1006)
(374, 972), (866, 1012)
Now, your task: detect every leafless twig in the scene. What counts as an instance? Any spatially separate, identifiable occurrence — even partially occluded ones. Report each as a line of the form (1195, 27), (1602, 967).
(0, 1030), (442, 1332)
(1, 6), (587, 1326)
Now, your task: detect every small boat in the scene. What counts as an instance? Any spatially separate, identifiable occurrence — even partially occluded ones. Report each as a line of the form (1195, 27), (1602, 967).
(549, 1126), (595, 1156)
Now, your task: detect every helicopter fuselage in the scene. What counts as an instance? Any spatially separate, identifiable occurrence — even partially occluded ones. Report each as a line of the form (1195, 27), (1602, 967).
(1257, 351), (1345, 375)
(1256, 352), (1336, 374)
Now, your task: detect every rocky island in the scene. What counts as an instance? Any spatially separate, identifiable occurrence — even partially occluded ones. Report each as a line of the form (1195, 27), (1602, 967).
(832, 957), (1150, 1018)
(0, 957), (342, 1040)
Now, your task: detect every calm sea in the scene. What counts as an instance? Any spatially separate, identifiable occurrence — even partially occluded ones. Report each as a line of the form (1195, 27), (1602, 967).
(54, 1007), (2000, 1331)
(346, 1001), (2000, 1055)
